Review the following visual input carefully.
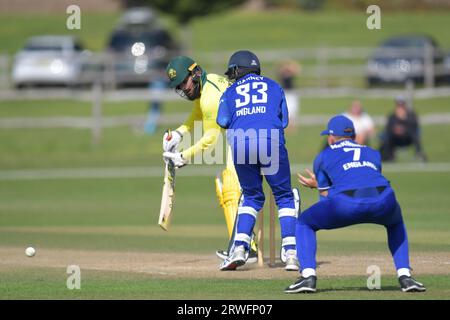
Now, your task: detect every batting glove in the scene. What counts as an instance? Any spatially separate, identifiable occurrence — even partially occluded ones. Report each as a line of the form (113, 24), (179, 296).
(163, 130), (183, 152)
(162, 151), (188, 169)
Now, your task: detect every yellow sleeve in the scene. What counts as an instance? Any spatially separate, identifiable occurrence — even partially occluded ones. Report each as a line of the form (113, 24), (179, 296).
(181, 118), (222, 160)
(176, 100), (202, 135)
(181, 77), (225, 160)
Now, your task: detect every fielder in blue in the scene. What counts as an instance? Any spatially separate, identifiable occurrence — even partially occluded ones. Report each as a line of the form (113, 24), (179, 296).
(216, 50), (299, 271)
(285, 115), (426, 293)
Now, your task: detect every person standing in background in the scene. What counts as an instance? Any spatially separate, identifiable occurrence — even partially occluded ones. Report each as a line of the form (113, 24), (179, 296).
(343, 100), (376, 146)
(277, 60), (301, 131)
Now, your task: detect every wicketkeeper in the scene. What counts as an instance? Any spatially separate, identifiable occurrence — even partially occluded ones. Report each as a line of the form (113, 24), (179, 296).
(216, 50), (299, 271)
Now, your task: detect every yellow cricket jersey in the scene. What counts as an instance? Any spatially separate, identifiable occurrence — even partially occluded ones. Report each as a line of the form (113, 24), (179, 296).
(176, 73), (230, 160)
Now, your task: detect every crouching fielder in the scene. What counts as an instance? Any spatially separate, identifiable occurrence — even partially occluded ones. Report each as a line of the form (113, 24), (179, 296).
(284, 115), (426, 293)
(216, 50), (299, 271)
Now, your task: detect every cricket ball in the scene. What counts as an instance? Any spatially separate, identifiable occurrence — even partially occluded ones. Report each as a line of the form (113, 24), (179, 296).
(25, 246), (36, 257)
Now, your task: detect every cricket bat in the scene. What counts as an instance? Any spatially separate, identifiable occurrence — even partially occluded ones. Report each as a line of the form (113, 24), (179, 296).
(158, 131), (176, 231)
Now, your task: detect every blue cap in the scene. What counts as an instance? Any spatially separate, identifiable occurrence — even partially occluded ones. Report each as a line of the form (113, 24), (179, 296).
(320, 115), (355, 137)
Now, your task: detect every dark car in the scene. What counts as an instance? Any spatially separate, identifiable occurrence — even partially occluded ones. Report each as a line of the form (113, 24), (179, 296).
(104, 9), (180, 87)
(366, 35), (447, 86)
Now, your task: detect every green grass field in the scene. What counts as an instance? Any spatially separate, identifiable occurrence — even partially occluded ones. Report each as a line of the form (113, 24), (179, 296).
(1, 268), (448, 300)
(2, 9), (450, 54)
(0, 94), (449, 170)
(0, 172), (449, 299)
(1, 120), (450, 169)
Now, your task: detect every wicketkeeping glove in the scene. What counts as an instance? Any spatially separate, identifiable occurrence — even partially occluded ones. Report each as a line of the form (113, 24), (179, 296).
(163, 130), (183, 152)
(162, 151), (188, 169)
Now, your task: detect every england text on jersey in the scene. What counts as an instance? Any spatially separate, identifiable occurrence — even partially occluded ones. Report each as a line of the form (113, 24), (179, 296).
(343, 161), (378, 171)
(236, 106), (266, 117)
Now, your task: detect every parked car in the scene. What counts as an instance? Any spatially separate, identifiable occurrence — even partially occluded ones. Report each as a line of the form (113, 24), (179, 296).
(104, 8), (181, 87)
(444, 52), (450, 83)
(12, 35), (93, 88)
(366, 35), (447, 86)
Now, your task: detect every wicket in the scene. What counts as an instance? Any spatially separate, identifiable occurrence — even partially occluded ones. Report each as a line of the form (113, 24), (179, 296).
(256, 192), (277, 267)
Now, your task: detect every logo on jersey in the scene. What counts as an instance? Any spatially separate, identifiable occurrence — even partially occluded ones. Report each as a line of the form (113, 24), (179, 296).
(203, 111), (213, 120)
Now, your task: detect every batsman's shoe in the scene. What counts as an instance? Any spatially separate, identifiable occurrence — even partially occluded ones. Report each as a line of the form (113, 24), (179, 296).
(216, 248), (258, 264)
(216, 250), (228, 260)
(247, 248), (258, 264)
(284, 250), (300, 271)
(399, 276), (426, 292)
(284, 276), (317, 294)
(219, 246), (247, 271)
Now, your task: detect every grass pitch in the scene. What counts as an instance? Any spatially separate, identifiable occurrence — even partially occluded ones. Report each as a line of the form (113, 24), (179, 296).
(1, 267), (448, 300)
(0, 172), (449, 299)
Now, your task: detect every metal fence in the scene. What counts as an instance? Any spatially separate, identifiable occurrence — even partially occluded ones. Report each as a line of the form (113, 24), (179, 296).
(2, 46), (450, 90)
(196, 46), (450, 88)
(1, 46), (450, 145)
(1, 82), (450, 145)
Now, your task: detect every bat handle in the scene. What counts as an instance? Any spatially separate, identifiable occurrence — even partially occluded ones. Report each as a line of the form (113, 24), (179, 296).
(166, 129), (172, 141)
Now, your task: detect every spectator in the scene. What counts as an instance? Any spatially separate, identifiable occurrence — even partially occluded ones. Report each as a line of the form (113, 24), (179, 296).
(379, 96), (427, 162)
(143, 69), (168, 135)
(277, 60), (301, 130)
(343, 100), (376, 145)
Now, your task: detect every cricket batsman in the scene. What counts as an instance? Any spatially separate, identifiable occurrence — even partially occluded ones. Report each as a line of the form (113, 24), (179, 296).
(216, 50), (299, 271)
(161, 56), (258, 261)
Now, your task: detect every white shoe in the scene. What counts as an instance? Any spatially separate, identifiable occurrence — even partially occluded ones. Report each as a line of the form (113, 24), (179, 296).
(216, 248), (258, 264)
(246, 248), (258, 264)
(219, 245), (247, 271)
(285, 249), (300, 271)
(216, 250), (228, 260)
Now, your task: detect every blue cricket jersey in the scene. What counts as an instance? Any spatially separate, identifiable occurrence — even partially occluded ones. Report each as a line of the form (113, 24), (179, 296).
(314, 139), (390, 196)
(216, 73), (289, 144)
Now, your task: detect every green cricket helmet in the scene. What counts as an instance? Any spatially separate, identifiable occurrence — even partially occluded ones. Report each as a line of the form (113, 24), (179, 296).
(166, 56), (198, 88)
(166, 56), (203, 100)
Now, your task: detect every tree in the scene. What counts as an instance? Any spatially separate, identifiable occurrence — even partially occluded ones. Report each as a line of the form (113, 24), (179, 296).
(149, 0), (246, 25)
(140, 0), (244, 53)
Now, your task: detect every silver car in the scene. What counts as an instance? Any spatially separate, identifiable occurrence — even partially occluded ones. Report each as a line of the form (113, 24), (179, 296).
(366, 35), (447, 86)
(12, 35), (92, 88)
